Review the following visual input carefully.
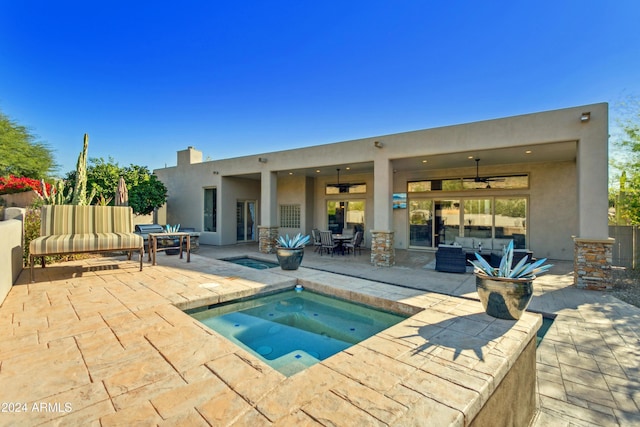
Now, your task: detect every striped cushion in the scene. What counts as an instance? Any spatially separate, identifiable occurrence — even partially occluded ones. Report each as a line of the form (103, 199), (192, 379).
(30, 205), (143, 256)
(40, 205), (134, 235)
(30, 233), (143, 256)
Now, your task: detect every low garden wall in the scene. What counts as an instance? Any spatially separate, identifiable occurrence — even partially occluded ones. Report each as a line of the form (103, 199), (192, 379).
(0, 208), (25, 305)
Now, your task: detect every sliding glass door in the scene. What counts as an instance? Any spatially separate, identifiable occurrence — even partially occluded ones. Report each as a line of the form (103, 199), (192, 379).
(409, 196), (527, 249)
(236, 200), (256, 242)
(409, 199), (460, 247)
(327, 200), (365, 235)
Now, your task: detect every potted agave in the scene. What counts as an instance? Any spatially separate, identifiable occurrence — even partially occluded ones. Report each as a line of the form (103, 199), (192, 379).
(469, 240), (552, 320)
(275, 233), (311, 270)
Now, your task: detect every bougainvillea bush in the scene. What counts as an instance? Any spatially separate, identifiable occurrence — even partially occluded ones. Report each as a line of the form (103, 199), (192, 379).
(0, 175), (52, 195)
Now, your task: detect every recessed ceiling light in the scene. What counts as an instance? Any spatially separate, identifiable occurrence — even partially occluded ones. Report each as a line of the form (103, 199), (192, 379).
(345, 167), (351, 170)
(468, 156), (474, 159)
(316, 169), (321, 173)
(422, 160), (428, 163)
(288, 172), (293, 175)
(525, 150), (532, 154)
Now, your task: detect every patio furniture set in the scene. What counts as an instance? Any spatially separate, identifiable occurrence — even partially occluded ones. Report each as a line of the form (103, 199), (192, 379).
(29, 205), (144, 282)
(312, 229), (363, 256)
(435, 236), (533, 274)
(28, 206), (202, 283)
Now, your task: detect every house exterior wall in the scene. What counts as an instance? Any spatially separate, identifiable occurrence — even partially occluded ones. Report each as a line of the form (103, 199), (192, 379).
(529, 161), (577, 260)
(154, 103), (608, 265)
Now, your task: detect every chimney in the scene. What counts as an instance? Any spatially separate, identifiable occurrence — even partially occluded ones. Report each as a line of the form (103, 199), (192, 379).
(177, 146), (202, 166)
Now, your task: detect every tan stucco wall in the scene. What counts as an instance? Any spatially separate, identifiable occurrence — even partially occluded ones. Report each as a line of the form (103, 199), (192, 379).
(529, 161), (577, 259)
(276, 175), (309, 236)
(0, 218), (23, 305)
(154, 103), (607, 259)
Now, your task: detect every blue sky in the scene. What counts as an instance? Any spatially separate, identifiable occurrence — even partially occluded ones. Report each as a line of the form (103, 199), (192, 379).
(1, 1), (638, 176)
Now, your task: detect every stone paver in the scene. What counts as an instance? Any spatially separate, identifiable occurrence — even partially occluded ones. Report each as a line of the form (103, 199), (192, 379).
(0, 245), (638, 426)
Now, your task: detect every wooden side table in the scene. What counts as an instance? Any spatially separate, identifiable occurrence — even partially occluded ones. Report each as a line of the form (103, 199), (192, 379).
(148, 232), (191, 266)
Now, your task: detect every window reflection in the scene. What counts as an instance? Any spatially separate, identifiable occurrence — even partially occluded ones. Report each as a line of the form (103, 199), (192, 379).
(495, 198), (527, 248)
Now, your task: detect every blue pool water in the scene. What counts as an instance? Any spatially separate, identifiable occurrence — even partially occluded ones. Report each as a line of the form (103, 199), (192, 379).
(536, 316), (554, 347)
(223, 257), (279, 269)
(187, 289), (408, 376)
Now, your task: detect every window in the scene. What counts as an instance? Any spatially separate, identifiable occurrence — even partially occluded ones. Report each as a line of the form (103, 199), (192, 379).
(463, 199), (492, 238)
(407, 196), (528, 249)
(326, 184), (366, 194)
(204, 188), (216, 232)
(495, 198), (527, 248)
(327, 200), (365, 235)
(408, 175), (529, 192)
(280, 204), (301, 228)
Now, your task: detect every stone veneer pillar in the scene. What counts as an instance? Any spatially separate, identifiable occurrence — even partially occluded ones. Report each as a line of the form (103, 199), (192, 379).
(573, 237), (614, 290)
(258, 226), (279, 254)
(370, 230), (395, 267)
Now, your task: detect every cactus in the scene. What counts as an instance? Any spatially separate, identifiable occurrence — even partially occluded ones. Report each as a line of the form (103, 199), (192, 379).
(38, 179), (72, 205)
(71, 133), (89, 205)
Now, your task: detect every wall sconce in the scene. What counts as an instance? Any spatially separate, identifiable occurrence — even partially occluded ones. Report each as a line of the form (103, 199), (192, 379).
(374, 141), (383, 148)
(258, 157), (268, 163)
(580, 112), (591, 122)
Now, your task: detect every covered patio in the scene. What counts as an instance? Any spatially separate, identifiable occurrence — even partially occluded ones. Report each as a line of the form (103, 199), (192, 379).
(155, 103), (611, 288)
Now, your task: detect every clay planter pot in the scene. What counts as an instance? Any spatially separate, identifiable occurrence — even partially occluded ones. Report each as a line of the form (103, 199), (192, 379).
(275, 247), (304, 270)
(475, 273), (534, 320)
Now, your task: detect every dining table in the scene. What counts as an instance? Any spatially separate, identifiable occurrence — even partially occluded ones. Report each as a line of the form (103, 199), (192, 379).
(332, 234), (353, 255)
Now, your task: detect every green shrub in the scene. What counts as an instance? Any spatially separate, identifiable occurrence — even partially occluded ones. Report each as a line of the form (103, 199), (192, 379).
(23, 207), (68, 267)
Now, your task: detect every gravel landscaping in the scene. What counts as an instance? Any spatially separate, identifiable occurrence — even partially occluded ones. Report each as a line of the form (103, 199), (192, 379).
(610, 266), (640, 308)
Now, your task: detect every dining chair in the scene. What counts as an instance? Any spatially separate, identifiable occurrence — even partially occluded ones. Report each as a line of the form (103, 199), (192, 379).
(319, 231), (338, 256)
(344, 231), (363, 256)
(311, 228), (322, 252)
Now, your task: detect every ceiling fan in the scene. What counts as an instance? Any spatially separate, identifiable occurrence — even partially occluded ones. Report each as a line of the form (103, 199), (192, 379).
(328, 168), (354, 193)
(464, 159), (505, 187)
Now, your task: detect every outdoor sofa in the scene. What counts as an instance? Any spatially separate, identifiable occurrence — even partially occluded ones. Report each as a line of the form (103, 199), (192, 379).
(29, 205), (144, 282)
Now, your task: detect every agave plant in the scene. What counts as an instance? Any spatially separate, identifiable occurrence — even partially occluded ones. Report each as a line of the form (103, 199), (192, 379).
(469, 240), (552, 280)
(276, 233), (311, 249)
(165, 224), (181, 233)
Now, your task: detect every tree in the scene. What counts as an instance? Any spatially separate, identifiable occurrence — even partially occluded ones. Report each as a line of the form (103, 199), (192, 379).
(65, 158), (167, 215)
(610, 97), (640, 224)
(128, 173), (167, 216)
(0, 109), (57, 179)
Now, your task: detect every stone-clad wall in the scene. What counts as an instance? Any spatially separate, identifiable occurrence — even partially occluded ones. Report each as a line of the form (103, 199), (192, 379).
(258, 226), (279, 254)
(371, 230), (395, 267)
(574, 237), (614, 290)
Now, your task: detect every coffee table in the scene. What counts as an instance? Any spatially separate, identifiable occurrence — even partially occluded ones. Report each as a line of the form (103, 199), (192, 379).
(148, 232), (191, 266)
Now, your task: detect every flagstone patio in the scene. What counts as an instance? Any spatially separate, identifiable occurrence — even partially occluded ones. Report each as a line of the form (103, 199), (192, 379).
(0, 245), (638, 426)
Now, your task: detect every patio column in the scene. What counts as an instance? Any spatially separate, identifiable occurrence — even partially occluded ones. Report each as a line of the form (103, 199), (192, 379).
(574, 104), (613, 288)
(371, 158), (395, 266)
(259, 170), (278, 254)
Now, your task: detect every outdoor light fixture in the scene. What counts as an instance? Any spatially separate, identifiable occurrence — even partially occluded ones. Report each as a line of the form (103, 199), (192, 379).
(258, 157), (268, 163)
(580, 112), (591, 122)
(374, 141), (383, 148)
(213, 171), (219, 175)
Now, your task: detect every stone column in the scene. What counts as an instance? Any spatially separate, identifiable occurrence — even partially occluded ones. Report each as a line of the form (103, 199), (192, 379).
(573, 237), (614, 290)
(371, 230), (395, 267)
(258, 226), (279, 254)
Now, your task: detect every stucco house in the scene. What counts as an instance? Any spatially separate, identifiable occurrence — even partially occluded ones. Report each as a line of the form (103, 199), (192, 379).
(154, 103), (611, 287)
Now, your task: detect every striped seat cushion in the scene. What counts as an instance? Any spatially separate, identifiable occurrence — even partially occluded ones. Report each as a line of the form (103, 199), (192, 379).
(30, 205), (143, 256)
(40, 205), (135, 235)
(30, 233), (143, 256)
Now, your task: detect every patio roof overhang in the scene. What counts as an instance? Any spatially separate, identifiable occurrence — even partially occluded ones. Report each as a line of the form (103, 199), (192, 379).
(265, 139), (576, 180)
